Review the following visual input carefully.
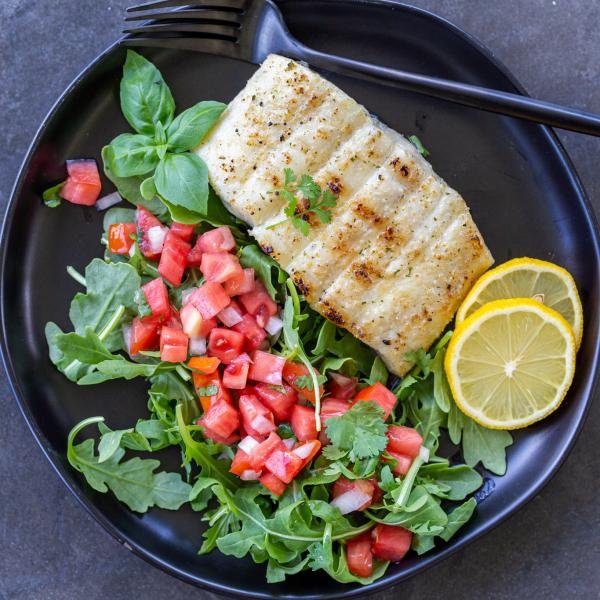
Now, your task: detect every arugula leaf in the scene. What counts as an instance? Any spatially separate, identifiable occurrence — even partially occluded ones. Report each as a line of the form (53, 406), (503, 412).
(54, 327), (115, 365)
(239, 244), (286, 301)
(67, 416), (191, 512)
(431, 347), (452, 412)
(97, 421), (152, 455)
(368, 356), (389, 386)
(120, 50), (175, 136)
(166, 100), (226, 152)
(417, 463), (482, 501)
(293, 374), (326, 390)
(78, 359), (166, 385)
(42, 181), (64, 207)
(103, 133), (160, 178)
(408, 134), (430, 157)
(154, 152), (209, 213)
(325, 401), (388, 462)
(405, 378), (446, 452)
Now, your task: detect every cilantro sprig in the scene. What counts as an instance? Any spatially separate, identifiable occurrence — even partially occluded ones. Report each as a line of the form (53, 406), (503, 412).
(268, 168), (338, 236)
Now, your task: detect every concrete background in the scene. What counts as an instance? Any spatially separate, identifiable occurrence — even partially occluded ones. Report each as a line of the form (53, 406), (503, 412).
(1, 1), (599, 599)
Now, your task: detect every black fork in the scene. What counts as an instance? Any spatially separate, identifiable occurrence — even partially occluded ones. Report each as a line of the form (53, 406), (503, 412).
(124, 0), (600, 136)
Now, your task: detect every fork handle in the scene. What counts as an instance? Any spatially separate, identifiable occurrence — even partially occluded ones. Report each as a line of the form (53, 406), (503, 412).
(287, 44), (600, 136)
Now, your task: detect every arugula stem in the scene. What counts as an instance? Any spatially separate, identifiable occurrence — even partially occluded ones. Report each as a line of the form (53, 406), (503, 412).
(66, 265), (87, 287)
(393, 454), (425, 510)
(98, 305), (126, 342)
(67, 416), (105, 467)
(175, 365), (191, 381)
(208, 504), (228, 526)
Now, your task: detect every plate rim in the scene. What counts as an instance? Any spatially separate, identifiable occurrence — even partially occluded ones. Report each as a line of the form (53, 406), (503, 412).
(2, 1), (599, 598)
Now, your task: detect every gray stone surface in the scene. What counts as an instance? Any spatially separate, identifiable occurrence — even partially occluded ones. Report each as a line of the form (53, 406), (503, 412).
(1, 1), (599, 599)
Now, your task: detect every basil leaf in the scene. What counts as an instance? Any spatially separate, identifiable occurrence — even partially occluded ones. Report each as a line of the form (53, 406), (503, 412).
(154, 152), (209, 213)
(120, 50), (175, 136)
(42, 181), (64, 207)
(166, 100), (226, 152)
(140, 176), (157, 201)
(104, 133), (160, 177)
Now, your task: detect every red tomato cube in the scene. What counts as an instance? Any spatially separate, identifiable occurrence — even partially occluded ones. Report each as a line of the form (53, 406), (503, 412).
(223, 268), (255, 296)
(186, 243), (203, 267)
(259, 472), (287, 496)
(386, 450), (413, 475)
(386, 425), (423, 459)
(292, 439), (321, 466)
(319, 398), (351, 445)
(248, 431), (284, 471)
(170, 222), (195, 242)
(158, 231), (191, 287)
(200, 399), (239, 440)
(142, 277), (170, 321)
(189, 282), (230, 319)
(352, 382), (397, 419)
(200, 252), (243, 284)
(254, 382), (297, 423)
(232, 314), (267, 351)
(283, 361), (325, 405)
(208, 328), (245, 364)
(371, 524), (412, 562)
(332, 478), (375, 511)
(346, 533), (373, 578)
(108, 223), (136, 255)
(328, 372), (358, 401)
(197, 226), (236, 253)
(264, 448), (304, 483)
(238, 394), (276, 438)
(223, 355), (250, 389)
(159, 326), (188, 362)
(290, 405), (317, 441)
(248, 350), (286, 385)
(59, 159), (101, 206)
(129, 316), (159, 355)
(229, 448), (252, 476)
(136, 206), (166, 260)
(239, 281), (278, 327)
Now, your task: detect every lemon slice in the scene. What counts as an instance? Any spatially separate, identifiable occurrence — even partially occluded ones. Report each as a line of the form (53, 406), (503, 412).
(445, 298), (576, 430)
(456, 257), (583, 348)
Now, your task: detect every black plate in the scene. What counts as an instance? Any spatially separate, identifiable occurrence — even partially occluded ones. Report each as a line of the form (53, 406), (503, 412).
(2, 1), (600, 598)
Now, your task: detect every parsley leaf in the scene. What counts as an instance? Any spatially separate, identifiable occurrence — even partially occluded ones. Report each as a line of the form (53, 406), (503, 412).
(268, 169), (338, 236)
(408, 134), (430, 157)
(325, 401), (388, 462)
(294, 373), (327, 390)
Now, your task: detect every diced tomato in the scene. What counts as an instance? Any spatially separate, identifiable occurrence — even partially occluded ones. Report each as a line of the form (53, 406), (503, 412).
(332, 478), (375, 511)
(248, 350), (285, 385)
(292, 439), (321, 466)
(186, 243), (203, 267)
(352, 382), (397, 419)
(142, 277), (170, 321)
(158, 231), (191, 287)
(200, 423), (239, 445)
(386, 425), (423, 459)
(248, 431), (283, 471)
(239, 281), (278, 328)
(328, 372), (358, 402)
(170, 222), (195, 242)
(223, 268), (255, 296)
(385, 450), (413, 476)
(254, 383), (297, 422)
(129, 316), (159, 355)
(197, 226), (236, 253)
(208, 328), (245, 364)
(166, 305), (182, 329)
(232, 314), (267, 351)
(223, 354), (251, 389)
(259, 472), (287, 496)
(108, 223), (136, 255)
(193, 371), (231, 411)
(371, 524), (412, 562)
(200, 399), (239, 439)
(346, 533), (373, 578)
(59, 159), (101, 206)
(264, 447), (304, 483)
(229, 448), (252, 476)
(239, 394), (276, 438)
(200, 252), (243, 284)
(283, 361), (324, 405)
(189, 282), (230, 319)
(159, 326), (188, 362)
(290, 405), (317, 441)
(136, 206), (166, 260)
(188, 356), (220, 375)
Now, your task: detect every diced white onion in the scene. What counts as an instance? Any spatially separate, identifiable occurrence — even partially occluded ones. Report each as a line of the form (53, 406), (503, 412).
(264, 315), (284, 336)
(419, 445), (430, 463)
(282, 438), (296, 450)
(218, 305), (243, 327)
(95, 191), (122, 211)
(128, 243), (136, 257)
(251, 414), (275, 435)
(292, 443), (314, 459)
(240, 469), (262, 481)
(189, 337), (207, 356)
(330, 490), (371, 515)
(122, 323), (132, 355)
(181, 288), (195, 306)
(147, 225), (167, 254)
(238, 435), (260, 454)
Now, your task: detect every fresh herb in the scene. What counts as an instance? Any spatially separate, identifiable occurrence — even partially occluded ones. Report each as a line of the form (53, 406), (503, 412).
(268, 168), (338, 236)
(408, 134), (430, 157)
(67, 416), (191, 512)
(42, 181), (64, 207)
(197, 384), (218, 396)
(239, 244), (286, 301)
(293, 373), (326, 390)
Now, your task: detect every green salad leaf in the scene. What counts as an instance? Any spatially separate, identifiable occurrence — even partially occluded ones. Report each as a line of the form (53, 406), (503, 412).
(166, 100), (226, 152)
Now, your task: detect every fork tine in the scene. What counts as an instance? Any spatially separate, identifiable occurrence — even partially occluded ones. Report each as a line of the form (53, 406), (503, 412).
(124, 9), (242, 24)
(124, 22), (239, 38)
(127, 0), (247, 12)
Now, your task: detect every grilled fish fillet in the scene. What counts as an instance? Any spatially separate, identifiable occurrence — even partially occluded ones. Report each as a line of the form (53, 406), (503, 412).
(197, 54), (494, 376)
